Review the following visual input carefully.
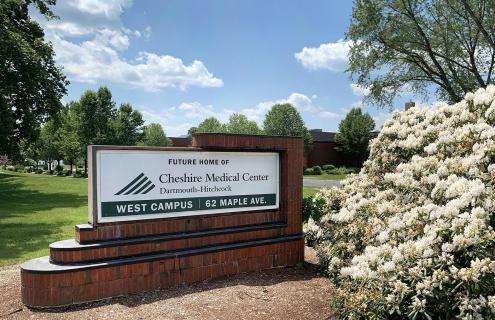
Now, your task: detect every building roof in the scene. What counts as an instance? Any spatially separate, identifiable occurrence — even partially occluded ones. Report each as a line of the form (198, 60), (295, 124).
(309, 129), (336, 142)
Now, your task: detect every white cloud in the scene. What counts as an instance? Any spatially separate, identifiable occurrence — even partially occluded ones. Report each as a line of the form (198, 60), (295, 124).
(33, 0), (222, 91)
(44, 21), (92, 36)
(143, 26), (152, 39)
(96, 28), (130, 50)
(140, 109), (193, 137)
(140, 102), (236, 137)
(242, 93), (340, 123)
(350, 83), (370, 97)
(319, 111), (340, 118)
(138, 93), (340, 137)
(295, 39), (352, 72)
(67, 0), (132, 20)
(177, 102), (233, 121)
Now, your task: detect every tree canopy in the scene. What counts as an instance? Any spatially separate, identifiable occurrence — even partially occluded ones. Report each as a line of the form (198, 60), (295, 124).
(39, 118), (62, 169)
(347, 0), (495, 107)
(335, 107), (376, 164)
(0, 0), (68, 159)
(225, 113), (262, 135)
(140, 123), (172, 147)
(263, 103), (313, 154)
(112, 103), (145, 145)
(190, 114), (262, 136)
(195, 117), (226, 133)
(71, 87), (116, 151)
(67, 87), (144, 173)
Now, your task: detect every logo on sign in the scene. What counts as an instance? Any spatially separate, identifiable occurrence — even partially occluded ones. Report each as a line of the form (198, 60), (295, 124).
(115, 173), (155, 195)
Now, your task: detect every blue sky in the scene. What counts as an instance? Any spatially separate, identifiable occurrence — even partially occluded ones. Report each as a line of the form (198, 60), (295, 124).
(32, 0), (409, 136)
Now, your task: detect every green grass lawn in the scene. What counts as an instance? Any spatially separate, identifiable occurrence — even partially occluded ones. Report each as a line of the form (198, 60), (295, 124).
(303, 187), (321, 197)
(0, 170), (87, 266)
(303, 174), (347, 181)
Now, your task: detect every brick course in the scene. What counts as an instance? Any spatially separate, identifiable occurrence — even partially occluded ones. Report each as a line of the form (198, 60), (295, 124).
(23, 239), (303, 307)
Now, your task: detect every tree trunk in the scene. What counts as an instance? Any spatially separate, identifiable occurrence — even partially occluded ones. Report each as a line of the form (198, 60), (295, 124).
(84, 158), (87, 175)
(70, 161), (73, 174)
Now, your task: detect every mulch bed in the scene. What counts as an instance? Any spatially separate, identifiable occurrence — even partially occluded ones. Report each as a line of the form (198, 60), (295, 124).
(0, 247), (333, 320)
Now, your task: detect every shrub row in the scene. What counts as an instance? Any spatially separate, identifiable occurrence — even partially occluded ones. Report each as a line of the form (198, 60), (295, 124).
(303, 165), (357, 176)
(3, 165), (87, 178)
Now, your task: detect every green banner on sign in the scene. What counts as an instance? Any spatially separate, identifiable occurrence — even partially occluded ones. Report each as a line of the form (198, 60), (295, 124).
(101, 193), (277, 217)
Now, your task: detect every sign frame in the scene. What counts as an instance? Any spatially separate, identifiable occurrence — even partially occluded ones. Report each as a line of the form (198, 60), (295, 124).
(88, 145), (281, 225)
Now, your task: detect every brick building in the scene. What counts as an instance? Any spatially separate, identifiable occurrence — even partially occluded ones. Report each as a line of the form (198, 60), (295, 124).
(169, 137), (191, 147)
(305, 129), (345, 167)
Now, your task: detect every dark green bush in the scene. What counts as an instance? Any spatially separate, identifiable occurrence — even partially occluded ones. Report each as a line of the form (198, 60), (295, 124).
(312, 165), (322, 175)
(23, 159), (36, 167)
(302, 196), (326, 223)
(72, 170), (87, 178)
(322, 164), (336, 171)
(303, 168), (314, 175)
(324, 166), (359, 175)
(336, 166), (358, 175)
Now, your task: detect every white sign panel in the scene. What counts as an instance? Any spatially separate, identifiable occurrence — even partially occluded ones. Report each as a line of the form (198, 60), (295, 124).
(95, 149), (280, 223)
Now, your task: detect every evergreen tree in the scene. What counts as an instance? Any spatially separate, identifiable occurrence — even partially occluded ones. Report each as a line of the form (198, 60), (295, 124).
(335, 107), (375, 165)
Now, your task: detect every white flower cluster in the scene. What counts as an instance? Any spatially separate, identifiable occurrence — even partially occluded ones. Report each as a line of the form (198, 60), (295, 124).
(307, 86), (495, 319)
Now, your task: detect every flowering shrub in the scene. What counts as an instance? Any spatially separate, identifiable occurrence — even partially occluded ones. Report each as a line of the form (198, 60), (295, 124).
(306, 86), (495, 319)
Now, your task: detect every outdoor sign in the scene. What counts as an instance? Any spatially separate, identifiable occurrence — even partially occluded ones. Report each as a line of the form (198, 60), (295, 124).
(93, 149), (280, 223)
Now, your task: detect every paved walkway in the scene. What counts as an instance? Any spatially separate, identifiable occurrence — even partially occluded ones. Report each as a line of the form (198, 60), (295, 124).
(303, 179), (341, 188)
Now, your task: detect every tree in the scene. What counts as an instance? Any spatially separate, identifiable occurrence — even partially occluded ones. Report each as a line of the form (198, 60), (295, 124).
(59, 105), (81, 173)
(263, 103), (313, 154)
(39, 118), (63, 171)
(71, 87), (117, 174)
(335, 107), (375, 165)
(187, 126), (198, 137)
(225, 113), (262, 135)
(140, 123), (172, 147)
(347, 0), (495, 107)
(0, 0), (68, 159)
(111, 103), (145, 145)
(195, 117), (226, 133)
(20, 136), (42, 169)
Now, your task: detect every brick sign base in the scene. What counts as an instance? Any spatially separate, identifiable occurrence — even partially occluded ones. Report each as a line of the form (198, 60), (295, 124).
(21, 134), (304, 307)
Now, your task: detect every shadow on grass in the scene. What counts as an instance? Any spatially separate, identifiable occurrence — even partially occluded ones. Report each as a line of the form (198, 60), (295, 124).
(0, 171), (87, 263)
(0, 222), (67, 263)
